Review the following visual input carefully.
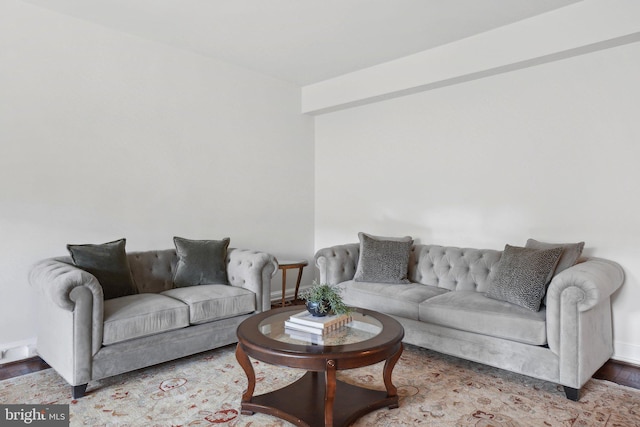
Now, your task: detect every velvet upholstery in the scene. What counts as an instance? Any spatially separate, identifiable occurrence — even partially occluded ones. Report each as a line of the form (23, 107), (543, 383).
(394, 315), (560, 383)
(525, 238), (585, 276)
(29, 246), (277, 396)
(67, 239), (137, 300)
(485, 244), (563, 311)
(102, 294), (190, 345)
(91, 315), (249, 381)
(315, 242), (624, 400)
(419, 290), (547, 345)
(161, 284), (255, 324)
(409, 244), (502, 291)
(172, 236), (230, 287)
(334, 279), (448, 320)
(353, 232), (413, 284)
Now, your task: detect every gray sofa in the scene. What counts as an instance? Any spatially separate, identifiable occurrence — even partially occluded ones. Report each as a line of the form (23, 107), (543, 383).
(29, 247), (277, 398)
(315, 242), (624, 401)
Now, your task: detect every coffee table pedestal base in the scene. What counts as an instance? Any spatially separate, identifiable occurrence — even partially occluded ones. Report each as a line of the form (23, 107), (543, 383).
(241, 371), (398, 427)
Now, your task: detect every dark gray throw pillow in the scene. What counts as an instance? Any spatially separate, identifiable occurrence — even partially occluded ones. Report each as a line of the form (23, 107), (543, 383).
(173, 236), (230, 287)
(67, 238), (137, 300)
(353, 232), (413, 284)
(486, 244), (563, 311)
(525, 238), (585, 276)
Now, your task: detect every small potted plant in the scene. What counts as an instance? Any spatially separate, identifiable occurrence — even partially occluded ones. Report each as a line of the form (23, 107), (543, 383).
(299, 282), (350, 317)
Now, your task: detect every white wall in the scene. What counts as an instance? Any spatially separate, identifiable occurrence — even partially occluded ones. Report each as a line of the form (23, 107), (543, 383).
(0, 0), (314, 361)
(315, 41), (640, 364)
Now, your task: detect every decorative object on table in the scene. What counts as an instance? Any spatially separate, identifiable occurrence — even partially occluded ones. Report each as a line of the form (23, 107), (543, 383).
(236, 306), (404, 426)
(284, 327), (333, 344)
(284, 310), (352, 335)
(298, 281), (350, 316)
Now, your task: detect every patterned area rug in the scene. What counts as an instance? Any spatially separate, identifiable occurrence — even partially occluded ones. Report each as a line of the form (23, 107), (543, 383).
(1, 344), (638, 426)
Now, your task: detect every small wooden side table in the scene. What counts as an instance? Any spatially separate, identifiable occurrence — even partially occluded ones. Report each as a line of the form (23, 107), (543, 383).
(277, 260), (308, 307)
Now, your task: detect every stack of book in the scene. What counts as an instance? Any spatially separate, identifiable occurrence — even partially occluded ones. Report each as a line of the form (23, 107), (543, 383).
(284, 310), (352, 336)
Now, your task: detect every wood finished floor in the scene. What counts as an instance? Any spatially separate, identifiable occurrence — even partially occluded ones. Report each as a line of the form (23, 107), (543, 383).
(2, 298), (638, 390)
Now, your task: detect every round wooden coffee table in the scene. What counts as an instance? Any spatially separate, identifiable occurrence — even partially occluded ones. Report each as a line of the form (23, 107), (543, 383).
(235, 306), (404, 427)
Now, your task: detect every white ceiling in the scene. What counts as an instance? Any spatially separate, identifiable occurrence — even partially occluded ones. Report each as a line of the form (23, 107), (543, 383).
(23, 0), (581, 85)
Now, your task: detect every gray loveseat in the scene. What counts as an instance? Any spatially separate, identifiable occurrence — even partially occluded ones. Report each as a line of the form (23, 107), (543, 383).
(315, 240), (624, 401)
(29, 247), (277, 398)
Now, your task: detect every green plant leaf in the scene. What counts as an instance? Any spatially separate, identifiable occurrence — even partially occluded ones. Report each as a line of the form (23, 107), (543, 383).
(299, 281), (351, 315)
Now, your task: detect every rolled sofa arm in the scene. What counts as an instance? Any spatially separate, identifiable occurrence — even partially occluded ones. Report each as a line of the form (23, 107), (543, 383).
(545, 257), (624, 389)
(546, 258), (624, 313)
(314, 243), (360, 285)
(227, 248), (278, 312)
(29, 258), (105, 355)
(546, 257), (624, 349)
(29, 259), (103, 311)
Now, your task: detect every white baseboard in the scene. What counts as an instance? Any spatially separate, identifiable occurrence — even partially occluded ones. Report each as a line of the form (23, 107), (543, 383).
(0, 338), (38, 364)
(613, 340), (640, 366)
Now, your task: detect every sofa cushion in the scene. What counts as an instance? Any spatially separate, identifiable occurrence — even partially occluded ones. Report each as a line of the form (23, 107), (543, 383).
(341, 280), (449, 320)
(173, 236), (230, 287)
(354, 232), (413, 284)
(525, 238), (584, 276)
(67, 238), (137, 300)
(103, 294), (189, 345)
(162, 284), (255, 324)
(419, 291), (548, 345)
(486, 244), (563, 311)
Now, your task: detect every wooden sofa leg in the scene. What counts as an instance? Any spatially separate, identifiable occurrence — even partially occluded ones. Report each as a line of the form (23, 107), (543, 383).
(72, 384), (88, 399)
(563, 386), (579, 401)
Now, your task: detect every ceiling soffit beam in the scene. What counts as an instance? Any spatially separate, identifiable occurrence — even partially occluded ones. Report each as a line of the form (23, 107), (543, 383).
(302, 0), (640, 115)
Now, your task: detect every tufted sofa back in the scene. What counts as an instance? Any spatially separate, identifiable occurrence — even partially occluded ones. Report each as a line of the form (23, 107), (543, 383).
(127, 249), (254, 294)
(57, 248), (264, 296)
(409, 245), (502, 292)
(316, 242), (503, 293)
(127, 249), (178, 293)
